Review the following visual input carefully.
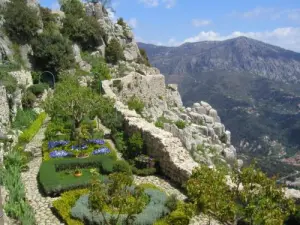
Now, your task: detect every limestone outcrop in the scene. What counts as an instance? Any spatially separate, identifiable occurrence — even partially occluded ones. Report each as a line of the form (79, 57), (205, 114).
(9, 70), (33, 88)
(0, 85), (10, 133)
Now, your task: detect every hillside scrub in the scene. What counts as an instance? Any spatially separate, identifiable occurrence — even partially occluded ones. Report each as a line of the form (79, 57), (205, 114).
(105, 38), (124, 64)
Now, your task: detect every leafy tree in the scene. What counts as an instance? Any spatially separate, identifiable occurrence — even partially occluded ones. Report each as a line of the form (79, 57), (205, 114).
(3, 0), (41, 44)
(187, 164), (296, 225)
(31, 32), (74, 73)
(128, 132), (144, 158)
(105, 38), (124, 64)
(43, 76), (102, 139)
(39, 6), (59, 32)
(89, 172), (145, 225)
(60, 0), (85, 17)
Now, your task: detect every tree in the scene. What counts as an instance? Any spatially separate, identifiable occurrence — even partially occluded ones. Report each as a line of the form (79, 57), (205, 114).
(31, 32), (75, 73)
(43, 76), (102, 139)
(89, 172), (145, 225)
(3, 0), (41, 44)
(105, 38), (124, 64)
(60, 0), (85, 17)
(187, 164), (295, 225)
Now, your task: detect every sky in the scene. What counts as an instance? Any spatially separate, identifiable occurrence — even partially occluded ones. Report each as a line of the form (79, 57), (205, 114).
(40, 0), (300, 52)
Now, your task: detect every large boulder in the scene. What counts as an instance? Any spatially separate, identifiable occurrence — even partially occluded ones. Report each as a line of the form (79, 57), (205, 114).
(9, 70), (33, 88)
(166, 84), (183, 108)
(123, 42), (140, 61)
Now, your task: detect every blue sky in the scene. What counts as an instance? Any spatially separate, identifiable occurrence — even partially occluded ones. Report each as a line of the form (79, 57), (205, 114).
(40, 0), (300, 51)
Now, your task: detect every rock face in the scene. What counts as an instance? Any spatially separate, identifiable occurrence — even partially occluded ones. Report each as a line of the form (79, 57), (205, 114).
(0, 34), (13, 63)
(102, 67), (238, 182)
(72, 44), (91, 72)
(9, 70), (33, 88)
(0, 85), (10, 133)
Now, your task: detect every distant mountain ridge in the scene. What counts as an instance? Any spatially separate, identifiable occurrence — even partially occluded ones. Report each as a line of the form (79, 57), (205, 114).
(138, 36), (300, 83)
(138, 37), (300, 160)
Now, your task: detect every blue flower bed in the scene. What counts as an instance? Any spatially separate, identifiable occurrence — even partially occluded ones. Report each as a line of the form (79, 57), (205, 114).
(88, 139), (105, 145)
(48, 140), (69, 149)
(50, 150), (72, 158)
(92, 147), (110, 155)
(71, 144), (88, 151)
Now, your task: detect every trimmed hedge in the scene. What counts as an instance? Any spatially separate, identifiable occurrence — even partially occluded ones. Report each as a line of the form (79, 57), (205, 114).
(38, 155), (119, 196)
(19, 112), (47, 144)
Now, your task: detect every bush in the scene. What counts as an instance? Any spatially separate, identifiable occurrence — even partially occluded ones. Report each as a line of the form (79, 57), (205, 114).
(117, 17), (126, 27)
(127, 96), (145, 114)
(60, 0), (85, 18)
(105, 38), (124, 64)
(132, 167), (157, 176)
(38, 155), (116, 195)
(71, 188), (170, 225)
(175, 120), (186, 129)
(138, 48), (151, 66)
(19, 112), (47, 144)
(0, 71), (18, 94)
(31, 32), (74, 73)
(22, 91), (36, 109)
(53, 189), (88, 225)
(155, 120), (164, 129)
(113, 160), (132, 175)
(128, 132), (144, 158)
(3, 0), (41, 44)
(12, 109), (37, 131)
(28, 83), (49, 96)
(39, 6), (59, 32)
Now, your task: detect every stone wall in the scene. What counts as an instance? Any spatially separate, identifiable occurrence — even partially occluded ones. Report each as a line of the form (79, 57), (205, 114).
(0, 85), (10, 133)
(102, 80), (198, 183)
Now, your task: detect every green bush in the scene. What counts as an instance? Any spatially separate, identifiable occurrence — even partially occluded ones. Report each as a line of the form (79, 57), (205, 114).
(22, 91), (36, 109)
(128, 132), (144, 158)
(19, 112), (47, 144)
(39, 6), (59, 32)
(31, 32), (75, 73)
(1, 150), (35, 224)
(38, 155), (116, 195)
(0, 71), (18, 94)
(132, 167), (157, 176)
(175, 120), (186, 129)
(105, 38), (124, 64)
(127, 96), (145, 114)
(117, 17), (126, 27)
(53, 189), (87, 225)
(3, 0), (41, 44)
(138, 48), (151, 66)
(155, 120), (164, 129)
(71, 188), (169, 225)
(12, 109), (37, 131)
(28, 83), (49, 96)
(112, 160), (132, 175)
(60, 0), (85, 18)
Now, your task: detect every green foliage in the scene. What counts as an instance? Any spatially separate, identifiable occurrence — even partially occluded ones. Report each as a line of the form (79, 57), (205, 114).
(18, 112), (47, 144)
(155, 116), (173, 129)
(38, 155), (115, 195)
(60, 0), (85, 18)
(175, 120), (186, 129)
(138, 48), (151, 66)
(127, 132), (144, 158)
(43, 76), (102, 139)
(117, 18), (126, 27)
(1, 150), (35, 224)
(112, 160), (132, 175)
(165, 194), (178, 212)
(105, 38), (124, 64)
(220, 133), (227, 144)
(31, 32), (74, 73)
(53, 189), (88, 225)
(164, 202), (195, 225)
(22, 90), (36, 109)
(132, 167), (157, 176)
(187, 164), (296, 225)
(155, 120), (164, 129)
(3, 0), (41, 44)
(28, 83), (49, 96)
(39, 6), (59, 32)
(112, 79), (123, 92)
(127, 96), (145, 114)
(0, 70), (18, 94)
(12, 109), (37, 131)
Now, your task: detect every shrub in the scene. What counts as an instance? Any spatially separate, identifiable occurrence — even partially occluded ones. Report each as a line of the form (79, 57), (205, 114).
(113, 160), (132, 175)
(71, 188), (169, 225)
(60, 0), (85, 18)
(0, 71), (18, 94)
(138, 48), (151, 66)
(127, 132), (144, 158)
(127, 96), (145, 114)
(155, 120), (164, 129)
(175, 120), (186, 129)
(18, 112), (47, 144)
(22, 91), (36, 109)
(28, 83), (49, 96)
(117, 17), (126, 27)
(31, 32), (75, 73)
(12, 109), (37, 131)
(132, 167), (157, 176)
(3, 0), (41, 44)
(165, 194), (178, 211)
(52, 189), (88, 225)
(220, 133), (228, 143)
(105, 38), (124, 64)
(38, 155), (116, 195)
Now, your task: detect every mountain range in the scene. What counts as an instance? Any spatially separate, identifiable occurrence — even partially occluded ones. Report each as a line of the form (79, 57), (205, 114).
(138, 37), (300, 167)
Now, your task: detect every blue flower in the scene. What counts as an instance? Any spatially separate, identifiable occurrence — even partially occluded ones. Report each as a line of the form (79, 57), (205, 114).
(88, 139), (105, 145)
(92, 147), (110, 155)
(48, 140), (69, 149)
(49, 150), (70, 158)
(71, 144), (88, 151)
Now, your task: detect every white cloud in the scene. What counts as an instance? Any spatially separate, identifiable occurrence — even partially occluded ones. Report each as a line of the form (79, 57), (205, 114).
(192, 19), (212, 27)
(183, 27), (300, 52)
(230, 7), (300, 21)
(128, 18), (138, 29)
(138, 0), (176, 8)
